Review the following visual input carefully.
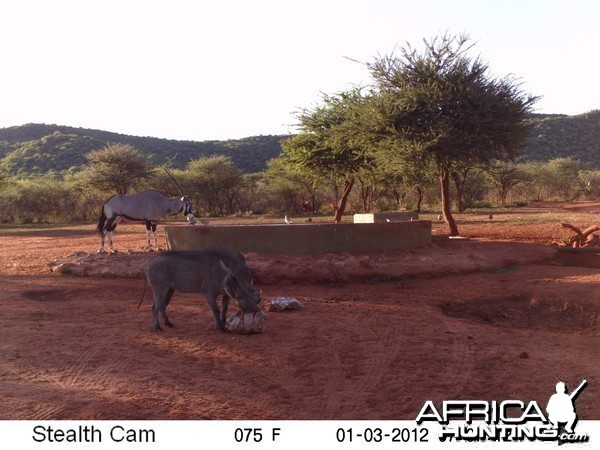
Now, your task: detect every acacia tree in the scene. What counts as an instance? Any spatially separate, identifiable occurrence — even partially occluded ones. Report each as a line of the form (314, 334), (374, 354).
(262, 157), (321, 214)
(367, 34), (537, 235)
(544, 157), (584, 201)
(79, 143), (154, 195)
(484, 161), (526, 206)
(187, 155), (243, 216)
(451, 163), (478, 212)
(282, 88), (374, 222)
(578, 169), (600, 199)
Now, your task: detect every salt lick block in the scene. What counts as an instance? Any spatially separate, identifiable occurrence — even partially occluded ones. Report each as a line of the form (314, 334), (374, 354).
(226, 309), (267, 334)
(264, 297), (304, 312)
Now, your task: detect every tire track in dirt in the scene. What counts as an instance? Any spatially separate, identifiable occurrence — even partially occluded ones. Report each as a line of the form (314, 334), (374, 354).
(56, 347), (98, 389)
(53, 343), (135, 392)
(28, 347), (138, 420)
(318, 320), (404, 419)
(316, 306), (474, 419)
(31, 404), (63, 421)
(434, 311), (477, 397)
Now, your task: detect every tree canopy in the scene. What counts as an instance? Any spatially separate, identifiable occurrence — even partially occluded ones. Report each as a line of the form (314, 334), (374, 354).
(366, 33), (538, 234)
(281, 88), (375, 221)
(78, 143), (155, 195)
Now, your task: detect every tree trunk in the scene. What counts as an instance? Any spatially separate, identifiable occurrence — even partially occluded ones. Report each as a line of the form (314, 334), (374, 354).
(226, 192), (236, 215)
(361, 185), (371, 212)
(334, 177), (355, 223)
(499, 189), (507, 207)
(415, 186), (423, 213)
(452, 170), (470, 212)
(439, 168), (459, 236)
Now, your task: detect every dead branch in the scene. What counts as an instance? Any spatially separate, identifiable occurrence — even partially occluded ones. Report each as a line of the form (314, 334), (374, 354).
(581, 225), (600, 240)
(561, 223), (583, 239)
(560, 222), (600, 248)
(583, 234), (599, 247)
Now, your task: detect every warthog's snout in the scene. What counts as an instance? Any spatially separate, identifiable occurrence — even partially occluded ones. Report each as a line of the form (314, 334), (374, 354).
(234, 285), (261, 313)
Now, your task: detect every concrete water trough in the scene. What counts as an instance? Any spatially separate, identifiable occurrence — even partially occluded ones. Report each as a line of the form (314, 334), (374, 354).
(165, 220), (432, 254)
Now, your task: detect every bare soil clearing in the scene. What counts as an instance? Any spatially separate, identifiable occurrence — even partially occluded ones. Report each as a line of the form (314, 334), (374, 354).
(0, 202), (599, 420)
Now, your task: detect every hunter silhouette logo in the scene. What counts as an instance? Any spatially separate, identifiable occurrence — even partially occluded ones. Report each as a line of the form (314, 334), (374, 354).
(416, 379), (590, 444)
(546, 379), (587, 442)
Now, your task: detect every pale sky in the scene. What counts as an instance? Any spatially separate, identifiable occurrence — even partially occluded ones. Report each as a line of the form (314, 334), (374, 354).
(1, 0), (598, 141)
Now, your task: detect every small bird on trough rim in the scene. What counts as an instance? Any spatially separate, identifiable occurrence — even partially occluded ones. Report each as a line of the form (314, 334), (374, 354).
(284, 215), (292, 224)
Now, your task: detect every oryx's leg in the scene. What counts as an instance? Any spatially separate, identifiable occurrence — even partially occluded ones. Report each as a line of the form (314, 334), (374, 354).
(220, 294), (231, 331)
(205, 293), (225, 332)
(105, 218), (118, 253)
(107, 232), (115, 253)
(151, 221), (158, 250)
(97, 230), (106, 253)
(145, 220), (152, 251)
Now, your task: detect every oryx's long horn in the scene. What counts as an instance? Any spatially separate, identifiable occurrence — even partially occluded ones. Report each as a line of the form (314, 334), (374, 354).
(163, 166), (185, 197)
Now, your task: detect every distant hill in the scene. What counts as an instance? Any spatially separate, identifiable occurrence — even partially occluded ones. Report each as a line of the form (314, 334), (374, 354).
(522, 110), (600, 167)
(1, 112), (600, 176)
(0, 123), (287, 175)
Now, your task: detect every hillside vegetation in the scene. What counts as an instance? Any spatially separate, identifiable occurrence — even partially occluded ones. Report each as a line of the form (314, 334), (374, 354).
(1, 110), (600, 176)
(0, 123), (286, 175)
(523, 111), (600, 166)
(0, 110), (600, 175)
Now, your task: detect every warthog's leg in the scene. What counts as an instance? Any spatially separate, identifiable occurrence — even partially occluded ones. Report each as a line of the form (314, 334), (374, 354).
(220, 294), (231, 331)
(163, 287), (175, 328)
(151, 286), (173, 331)
(205, 294), (225, 332)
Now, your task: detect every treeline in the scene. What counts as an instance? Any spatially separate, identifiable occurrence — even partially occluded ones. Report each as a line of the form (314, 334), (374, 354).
(0, 152), (598, 224)
(524, 111), (600, 166)
(2, 109), (600, 179)
(0, 124), (286, 175)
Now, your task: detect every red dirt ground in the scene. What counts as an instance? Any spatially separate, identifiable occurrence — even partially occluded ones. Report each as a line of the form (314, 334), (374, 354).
(0, 202), (599, 420)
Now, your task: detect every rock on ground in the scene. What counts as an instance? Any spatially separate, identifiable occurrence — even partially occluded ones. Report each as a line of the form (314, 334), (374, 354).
(264, 297), (304, 312)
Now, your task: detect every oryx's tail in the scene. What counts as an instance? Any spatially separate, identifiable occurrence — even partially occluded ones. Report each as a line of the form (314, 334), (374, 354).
(96, 206), (107, 234)
(138, 277), (148, 308)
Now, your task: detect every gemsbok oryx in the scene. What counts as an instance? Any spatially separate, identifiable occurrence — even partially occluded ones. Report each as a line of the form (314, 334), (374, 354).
(96, 190), (197, 253)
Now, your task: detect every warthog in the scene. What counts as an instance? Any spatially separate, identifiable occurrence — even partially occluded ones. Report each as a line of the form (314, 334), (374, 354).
(140, 247), (260, 332)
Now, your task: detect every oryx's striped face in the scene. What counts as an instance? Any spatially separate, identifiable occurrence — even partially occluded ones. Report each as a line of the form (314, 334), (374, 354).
(181, 197), (194, 220)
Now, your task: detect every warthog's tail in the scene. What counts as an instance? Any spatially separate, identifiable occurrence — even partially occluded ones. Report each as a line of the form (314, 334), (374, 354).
(138, 277), (148, 308)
